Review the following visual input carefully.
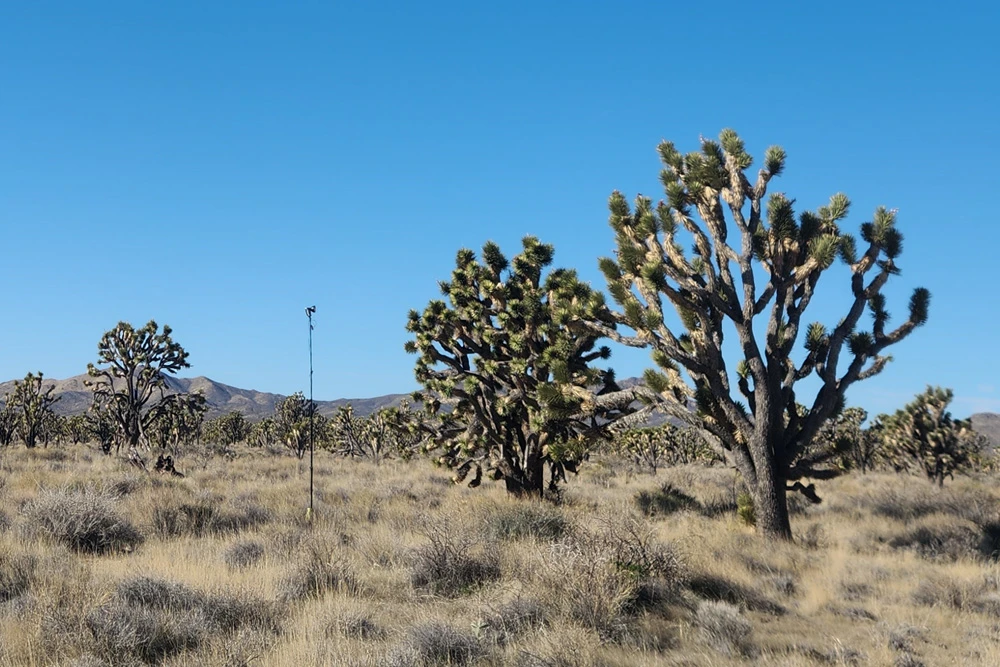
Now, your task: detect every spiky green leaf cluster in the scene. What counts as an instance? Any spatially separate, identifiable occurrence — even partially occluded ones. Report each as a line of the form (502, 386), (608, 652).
(405, 237), (635, 495)
(876, 386), (980, 486)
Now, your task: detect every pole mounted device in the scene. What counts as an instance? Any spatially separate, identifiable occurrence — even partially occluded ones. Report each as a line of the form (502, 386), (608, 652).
(305, 306), (316, 521)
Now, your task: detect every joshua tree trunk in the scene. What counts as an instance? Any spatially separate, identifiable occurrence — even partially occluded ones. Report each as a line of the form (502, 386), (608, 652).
(751, 459), (792, 540)
(502, 445), (546, 497)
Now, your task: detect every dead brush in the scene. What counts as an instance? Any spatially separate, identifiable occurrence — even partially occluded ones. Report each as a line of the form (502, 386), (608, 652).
(86, 601), (205, 664)
(387, 620), (484, 667)
(325, 609), (386, 641)
(475, 595), (547, 646)
(481, 501), (570, 541)
(21, 486), (143, 554)
(278, 540), (359, 602)
(409, 522), (501, 597)
(152, 492), (271, 538)
(223, 539), (266, 569)
(88, 574), (282, 664)
(694, 599), (757, 658)
(0, 549), (36, 603)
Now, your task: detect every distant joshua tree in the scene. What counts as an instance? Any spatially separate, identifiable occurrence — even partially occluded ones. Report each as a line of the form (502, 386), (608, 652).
(8, 372), (60, 449)
(275, 392), (314, 458)
(878, 386), (980, 486)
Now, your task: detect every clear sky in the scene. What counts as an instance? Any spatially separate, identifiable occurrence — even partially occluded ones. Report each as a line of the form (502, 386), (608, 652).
(2, 1), (998, 417)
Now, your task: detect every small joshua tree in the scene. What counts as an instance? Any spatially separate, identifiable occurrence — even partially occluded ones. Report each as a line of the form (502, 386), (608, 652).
(65, 414), (91, 445)
(250, 417), (277, 449)
(8, 372), (60, 449)
(327, 402), (423, 463)
(614, 424), (720, 473)
(276, 392), (314, 458)
(807, 406), (880, 474)
(591, 129), (930, 539)
(329, 403), (422, 463)
(406, 237), (639, 496)
(878, 386), (979, 486)
(204, 411), (252, 447)
(86, 321), (192, 454)
(0, 400), (15, 447)
(148, 392), (207, 452)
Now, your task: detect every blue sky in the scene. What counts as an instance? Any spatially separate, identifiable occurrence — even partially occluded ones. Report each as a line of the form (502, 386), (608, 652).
(2, 1), (998, 417)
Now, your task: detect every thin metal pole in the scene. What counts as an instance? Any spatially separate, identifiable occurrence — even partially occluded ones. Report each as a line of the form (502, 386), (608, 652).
(306, 306), (316, 521)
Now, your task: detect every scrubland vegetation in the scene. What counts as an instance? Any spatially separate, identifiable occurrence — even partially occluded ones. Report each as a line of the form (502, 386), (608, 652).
(3, 442), (1000, 666)
(3, 129), (989, 664)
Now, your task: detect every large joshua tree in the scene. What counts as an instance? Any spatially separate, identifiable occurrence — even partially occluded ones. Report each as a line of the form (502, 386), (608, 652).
(405, 236), (637, 497)
(592, 129), (929, 539)
(86, 320), (192, 453)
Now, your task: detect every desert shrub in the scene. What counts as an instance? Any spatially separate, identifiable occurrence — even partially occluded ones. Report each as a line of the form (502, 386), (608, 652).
(867, 486), (997, 524)
(118, 575), (202, 610)
(840, 581), (874, 601)
(508, 626), (603, 667)
(767, 574), (797, 597)
(686, 573), (786, 615)
(198, 592), (282, 635)
(88, 574), (282, 663)
(694, 600), (757, 657)
(539, 537), (638, 640)
(224, 540), (265, 569)
(278, 545), (358, 602)
(911, 576), (968, 608)
(63, 655), (109, 667)
(894, 654), (927, 667)
(22, 486), (143, 554)
(532, 516), (682, 640)
(326, 610), (386, 641)
(116, 575), (281, 634)
(599, 514), (684, 589)
(410, 531), (501, 597)
(388, 621), (483, 667)
(87, 601), (204, 664)
(0, 509), (12, 533)
(634, 483), (699, 517)
(0, 551), (36, 602)
(210, 497), (271, 534)
(152, 494), (271, 538)
(482, 502), (569, 541)
(798, 644), (865, 665)
(887, 520), (981, 561)
(476, 596), (547, 645)
(107, 476), (146, 498)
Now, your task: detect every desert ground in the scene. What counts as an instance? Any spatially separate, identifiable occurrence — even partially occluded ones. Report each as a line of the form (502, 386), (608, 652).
(2, 443), (999, 666)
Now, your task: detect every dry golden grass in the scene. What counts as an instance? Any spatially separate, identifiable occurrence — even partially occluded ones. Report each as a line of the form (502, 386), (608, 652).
(2, 443), (1000, 666)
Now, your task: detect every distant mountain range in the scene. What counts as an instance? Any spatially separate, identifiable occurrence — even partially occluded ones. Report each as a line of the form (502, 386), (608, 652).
(1, 373), (998, 451)
(0, 374), (411, 420)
